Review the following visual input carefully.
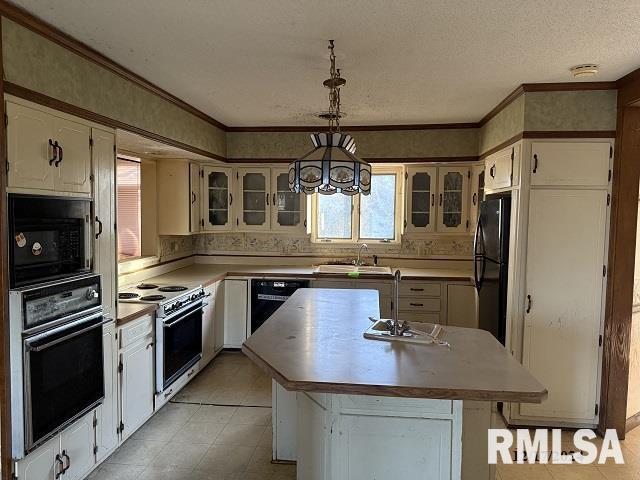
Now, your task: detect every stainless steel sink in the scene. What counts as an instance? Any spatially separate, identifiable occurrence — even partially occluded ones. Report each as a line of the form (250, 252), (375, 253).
(314, 265), (393, 275)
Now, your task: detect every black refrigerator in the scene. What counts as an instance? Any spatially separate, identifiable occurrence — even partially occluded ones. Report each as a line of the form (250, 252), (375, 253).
(473, 195), (511, 345)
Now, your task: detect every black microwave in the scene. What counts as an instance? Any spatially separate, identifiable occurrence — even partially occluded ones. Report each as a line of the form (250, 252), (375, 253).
(9, 195), (91, 287)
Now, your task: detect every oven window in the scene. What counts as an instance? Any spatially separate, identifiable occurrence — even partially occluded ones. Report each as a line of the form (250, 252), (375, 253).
(27, 319), (104, 449)
(163, 306), (202, 389)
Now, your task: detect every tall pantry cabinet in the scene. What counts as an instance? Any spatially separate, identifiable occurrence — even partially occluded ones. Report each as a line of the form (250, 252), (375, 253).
(506, 140), (612, 428)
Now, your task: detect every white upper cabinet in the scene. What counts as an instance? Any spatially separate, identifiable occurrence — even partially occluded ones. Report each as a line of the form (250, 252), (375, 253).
(405, 167), (437, 233)
(237, 167), (271, 231)
(484, 145), (516, 191)
(157, 159), (201, 235)
(530, 142), (611, 187)
(436, 166), (470, 233)
(53, 117), (91, 194)
(6, 101), (92, 195)
(271, 167), (306, 233)
(202, 166), (233, 231)
(92, 128), (116, 318)
(469, 164), (485, 230)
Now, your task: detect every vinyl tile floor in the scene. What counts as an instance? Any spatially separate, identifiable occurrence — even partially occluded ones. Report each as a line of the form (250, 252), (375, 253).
(89, 351), (294, 480)
(90, 351), (640, 480)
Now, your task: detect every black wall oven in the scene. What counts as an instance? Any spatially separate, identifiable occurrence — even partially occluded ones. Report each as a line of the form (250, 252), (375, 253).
(10, 274), (105, 457)
(156, 301), (203, 392)
(9, 194), (91, 287)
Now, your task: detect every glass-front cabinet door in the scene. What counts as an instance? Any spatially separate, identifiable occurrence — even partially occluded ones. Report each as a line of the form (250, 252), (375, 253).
(202, 166), (233, 231)
(271, 168), (306, 233)
(405, 166), (437, 233)
(437, 166), (470, 233)
(237, 167), (271, 231)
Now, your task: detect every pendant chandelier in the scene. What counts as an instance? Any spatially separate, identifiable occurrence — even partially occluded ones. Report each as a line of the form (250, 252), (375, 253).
(289, 40), (371, 196)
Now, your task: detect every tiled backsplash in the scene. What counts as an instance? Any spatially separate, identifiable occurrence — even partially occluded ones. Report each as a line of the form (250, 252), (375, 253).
(160, 233), (474, 259)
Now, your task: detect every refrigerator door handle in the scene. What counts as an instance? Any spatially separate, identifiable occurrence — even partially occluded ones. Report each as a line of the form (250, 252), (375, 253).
(473, 214), (484, 257)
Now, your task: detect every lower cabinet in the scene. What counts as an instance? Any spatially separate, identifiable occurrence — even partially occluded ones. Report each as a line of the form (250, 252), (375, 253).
(224, 279), (248, 348)
(95, 321), (118, 462)
(118, 315), (155, 440)
(16, 410), (96, 480)
(446, 284), (478, 329)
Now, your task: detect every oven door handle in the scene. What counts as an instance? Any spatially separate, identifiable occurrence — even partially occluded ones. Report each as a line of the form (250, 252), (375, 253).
(164, 306), (204, 329)
(26, 315), (109, 352)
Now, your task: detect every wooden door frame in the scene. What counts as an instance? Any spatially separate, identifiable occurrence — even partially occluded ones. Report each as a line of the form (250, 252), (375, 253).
(599, 74), (640, 438)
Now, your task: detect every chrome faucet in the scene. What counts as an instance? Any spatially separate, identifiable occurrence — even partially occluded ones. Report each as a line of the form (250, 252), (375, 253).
(353, 243), (369, 266)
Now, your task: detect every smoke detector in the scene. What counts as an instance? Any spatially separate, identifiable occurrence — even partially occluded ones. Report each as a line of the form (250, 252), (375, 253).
(570, 64), (599, 78)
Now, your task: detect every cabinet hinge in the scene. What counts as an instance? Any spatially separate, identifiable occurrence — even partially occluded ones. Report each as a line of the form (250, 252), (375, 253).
(93, 417), (98, 428)
(200, 169), (204, 178)
(201, 219), (204, 227)
(467, 170), (471, 179)
(603, 265), (607, 277)
(89, 137), (93, 147)
(608, 169), (612, 182)
(113, 144), (116, 154)
(4, 113), (8, 127)
(404, 172), (408, 180)
(119, 421), (124, 433)
(236, 218), (239, 227)
(511, 148), (514, 161)
(607, 193), (611, 206)
(118, 361), (123, 373)
(404, 219), (407, 229)
(236, 172), (239, 180)
(599, 334), (603, 347)
(93, 445), (98, 455)
(595, 404), (599, 416)
(609, 145), (613, 159)
(89, 174), (95, 183)
(304, 218), (307, 228)
(466, 220), (469, 229)
(5, 161), (9, 174)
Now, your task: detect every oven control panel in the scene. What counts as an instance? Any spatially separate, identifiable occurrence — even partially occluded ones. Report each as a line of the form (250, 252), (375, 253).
(161, 289), (205, 317)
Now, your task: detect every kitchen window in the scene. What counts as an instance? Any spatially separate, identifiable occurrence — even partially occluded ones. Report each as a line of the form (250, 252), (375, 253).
(116, 157), (142, 260)
(312, 166), (403, 243)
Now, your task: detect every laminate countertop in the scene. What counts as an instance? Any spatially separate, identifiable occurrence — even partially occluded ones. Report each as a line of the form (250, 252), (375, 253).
(135, 264), (473, 288)
(116, 302), (157, 326)
(242, 288), (547, 402)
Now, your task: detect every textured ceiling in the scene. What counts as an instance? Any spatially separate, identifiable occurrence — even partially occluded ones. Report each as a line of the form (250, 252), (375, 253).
(10, 0), (640, 126)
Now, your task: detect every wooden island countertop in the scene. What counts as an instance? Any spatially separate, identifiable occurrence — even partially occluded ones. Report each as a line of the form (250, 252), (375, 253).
(242, 288), (547, 403)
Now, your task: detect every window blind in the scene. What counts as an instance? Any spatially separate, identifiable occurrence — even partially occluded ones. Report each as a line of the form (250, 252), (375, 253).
(117, 159), (141, 260)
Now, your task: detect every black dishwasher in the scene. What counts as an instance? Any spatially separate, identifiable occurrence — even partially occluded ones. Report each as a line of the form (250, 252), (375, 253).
(250, 279), (309, 333)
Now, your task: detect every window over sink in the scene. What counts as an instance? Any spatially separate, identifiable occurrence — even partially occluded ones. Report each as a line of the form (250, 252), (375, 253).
(312, 166), (402, 243)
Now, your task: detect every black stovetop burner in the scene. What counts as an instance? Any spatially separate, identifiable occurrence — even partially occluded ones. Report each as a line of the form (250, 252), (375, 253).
(140, 294), (166, 302)
(158, 286), (188, 292)
(137, 283), (158, 290)
(118, 292), (140, 299)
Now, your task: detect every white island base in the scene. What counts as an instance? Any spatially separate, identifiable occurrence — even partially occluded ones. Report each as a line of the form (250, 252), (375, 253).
(274, 382), (497, 480)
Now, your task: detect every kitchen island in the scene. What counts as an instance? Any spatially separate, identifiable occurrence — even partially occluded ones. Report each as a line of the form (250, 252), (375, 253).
(242, 288), (547, 480)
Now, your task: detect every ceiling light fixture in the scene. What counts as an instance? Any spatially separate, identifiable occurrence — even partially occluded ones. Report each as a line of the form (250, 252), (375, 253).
(289, 40), (371, 196)
(570, 64), (599, 78)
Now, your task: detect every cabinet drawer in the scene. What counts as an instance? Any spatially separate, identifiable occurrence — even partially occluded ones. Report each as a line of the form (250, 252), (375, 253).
(399, 282), (441, 297)
(397, 311), (441, 324)
(119, 314), (153, 349)
(398, 297), (441, 312)
(354, 281), (393, 297)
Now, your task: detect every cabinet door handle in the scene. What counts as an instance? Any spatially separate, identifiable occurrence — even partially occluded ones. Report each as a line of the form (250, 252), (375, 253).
(526, 295), (532, 313)
(472, 192), (477, 206)
(191, 192), (196, 204)
(48, 139), (58, 166)
(62, 450), (70, 473)
(431, 194), (435, 207)
(490, 165), (496, 178)
(229, 193), (233, 206)
(273, 193), (276, 205)
(533, 154), (539, 174)
(439, 194), (443, 206)
(409, 303), (424, 307)
(409, 288), (424, 292)
(266, 193), (269, 205)
(55, 454), (64, 479)
(146, 342), (153, 349)
(95, 216), (103, 239)
(55, 143), (63, 167)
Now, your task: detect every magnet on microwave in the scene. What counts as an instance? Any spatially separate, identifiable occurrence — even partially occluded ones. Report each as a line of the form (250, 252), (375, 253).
(31, 242), (42, 256)
(15, 233), (26, 248)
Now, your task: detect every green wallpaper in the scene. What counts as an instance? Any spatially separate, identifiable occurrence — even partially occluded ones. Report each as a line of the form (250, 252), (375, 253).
(524, 90), (617, 131)
(478, 95), (525, 155)
(227, 128), (479, 159)
(2, 18), (226, 157)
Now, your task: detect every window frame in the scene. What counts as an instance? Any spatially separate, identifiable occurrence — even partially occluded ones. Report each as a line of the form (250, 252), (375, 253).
(310, 165), (404, 244)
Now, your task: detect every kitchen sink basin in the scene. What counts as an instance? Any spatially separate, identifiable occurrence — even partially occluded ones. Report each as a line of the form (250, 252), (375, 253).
(314, 265), (393, 275)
